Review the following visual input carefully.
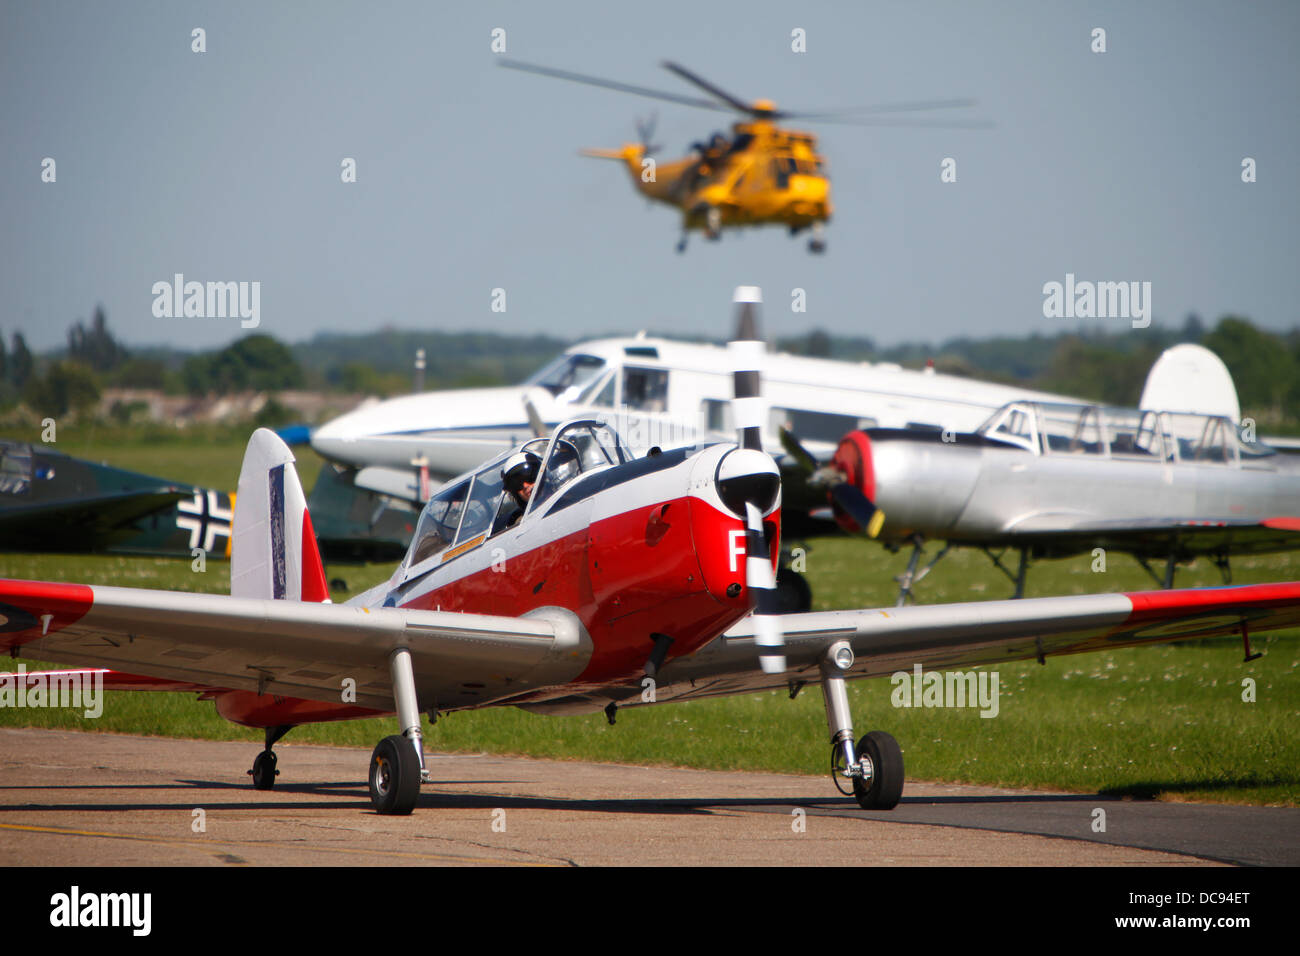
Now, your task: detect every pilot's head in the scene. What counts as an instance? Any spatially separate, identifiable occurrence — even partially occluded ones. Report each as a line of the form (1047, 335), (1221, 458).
(502, 451), (541, 507)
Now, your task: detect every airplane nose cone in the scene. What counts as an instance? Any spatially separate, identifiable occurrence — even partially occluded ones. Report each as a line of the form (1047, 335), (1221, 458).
(714, 448), (781, 517)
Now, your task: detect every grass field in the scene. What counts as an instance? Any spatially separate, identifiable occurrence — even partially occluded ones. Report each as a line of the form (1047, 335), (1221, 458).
(1, 430), (1297, 805)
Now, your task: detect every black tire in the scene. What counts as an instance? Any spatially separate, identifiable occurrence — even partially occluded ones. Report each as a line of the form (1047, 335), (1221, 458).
(251, 750), (277, 791)
(853, 731), (904, 810)
(369, 735), (420, 815)
(774, 567), (813, 614)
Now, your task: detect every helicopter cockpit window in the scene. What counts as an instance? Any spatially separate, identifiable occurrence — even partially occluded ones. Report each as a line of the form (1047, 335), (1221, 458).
(773, 158), (791, 189)
(525, 353), (607, 401)
(622, 366), (668, 412)
(408, 479), (469, 567)
(726, 133), (753, 155)
(0, 441), (34, 495)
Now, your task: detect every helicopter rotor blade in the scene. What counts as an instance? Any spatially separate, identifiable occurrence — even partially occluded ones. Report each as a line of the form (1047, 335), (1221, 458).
(661, 61), (759, 116)
(789, 97), (979, 120)
(499, 59), (731, 114)
(808, 115), (995, 129)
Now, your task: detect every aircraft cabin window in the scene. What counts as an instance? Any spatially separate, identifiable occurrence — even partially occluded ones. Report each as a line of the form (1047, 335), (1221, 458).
(702, 399), (731, 434)
(408, 479), (469, 566)
(622, 366), (669, 412)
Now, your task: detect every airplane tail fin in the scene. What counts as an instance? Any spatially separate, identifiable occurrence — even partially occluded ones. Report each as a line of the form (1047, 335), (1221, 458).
(231, 428), (330, 602)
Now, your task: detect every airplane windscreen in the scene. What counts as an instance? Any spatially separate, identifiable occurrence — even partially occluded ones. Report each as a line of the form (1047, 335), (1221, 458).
(525, 353), (607, 399)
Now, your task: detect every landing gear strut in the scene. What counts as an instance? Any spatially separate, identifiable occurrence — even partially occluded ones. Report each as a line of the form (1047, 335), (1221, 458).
(819, 642), (903, 810)
(895, 535), (951, 606)
(368, 646), (426, 815)
(249, 724), (292, 790)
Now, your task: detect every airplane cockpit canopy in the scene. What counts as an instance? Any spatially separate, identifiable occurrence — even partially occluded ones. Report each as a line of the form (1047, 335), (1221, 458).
(978, 401), (1275, 464)
(401, 420), (631, 574)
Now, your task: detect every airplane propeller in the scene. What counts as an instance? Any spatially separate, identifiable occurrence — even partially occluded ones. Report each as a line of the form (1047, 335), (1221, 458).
(726, 287), (786, 674)
(780, 426), (885, 538)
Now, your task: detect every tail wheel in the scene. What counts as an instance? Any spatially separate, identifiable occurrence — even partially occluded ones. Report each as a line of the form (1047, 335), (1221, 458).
(369, 735), (420, 815)
(853, 730), (904, 810)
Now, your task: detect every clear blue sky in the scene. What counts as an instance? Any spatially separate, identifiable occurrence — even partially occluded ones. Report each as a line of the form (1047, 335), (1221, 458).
(3, 0), (1297, 353)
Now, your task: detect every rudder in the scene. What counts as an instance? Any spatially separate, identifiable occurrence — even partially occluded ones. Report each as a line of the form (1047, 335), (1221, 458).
(231, 428), (330, 602)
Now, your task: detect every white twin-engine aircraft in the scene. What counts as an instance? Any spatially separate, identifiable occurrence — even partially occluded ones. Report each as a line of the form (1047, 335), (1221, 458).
(4, 291), (1295, 816)
(309, 313), (1242, 501)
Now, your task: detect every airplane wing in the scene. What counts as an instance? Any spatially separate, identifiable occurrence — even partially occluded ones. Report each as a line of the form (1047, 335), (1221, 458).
(994, 515), (1300, 560)
(0, 488), (190, 550)
(0, 580), (590, 712)
(643, 582), (1300, 706)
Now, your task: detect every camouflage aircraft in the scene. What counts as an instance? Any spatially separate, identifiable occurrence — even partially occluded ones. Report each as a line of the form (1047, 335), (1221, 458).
(0, 439), (233, 559)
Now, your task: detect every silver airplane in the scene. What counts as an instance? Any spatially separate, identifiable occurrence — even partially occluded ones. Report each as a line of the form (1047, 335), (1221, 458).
(787, 400), (1300, 604)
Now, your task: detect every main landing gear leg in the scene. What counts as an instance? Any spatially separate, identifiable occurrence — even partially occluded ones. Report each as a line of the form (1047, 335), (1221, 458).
(368, 646), (425, 815)
(983, 546), (1030, 598)
(249, 724), (293, 790)
(820, 642), (903, 810)
(895, 535), (950, 607)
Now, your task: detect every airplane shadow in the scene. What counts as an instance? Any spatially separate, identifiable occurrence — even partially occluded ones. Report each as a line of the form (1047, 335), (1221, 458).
(3, 776), (1280, 818)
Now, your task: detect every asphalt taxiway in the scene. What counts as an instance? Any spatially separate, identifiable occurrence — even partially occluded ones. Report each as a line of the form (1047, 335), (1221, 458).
(1, 727), (1293, 866)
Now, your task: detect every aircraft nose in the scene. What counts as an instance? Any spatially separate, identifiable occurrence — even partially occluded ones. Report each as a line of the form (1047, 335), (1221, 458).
(829, 430), (883, 535)
(714, 447), (781, 517)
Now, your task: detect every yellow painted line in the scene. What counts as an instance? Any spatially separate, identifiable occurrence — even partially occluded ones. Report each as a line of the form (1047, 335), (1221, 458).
(441, 534), (487, 563)
(0, 821), (554, 866)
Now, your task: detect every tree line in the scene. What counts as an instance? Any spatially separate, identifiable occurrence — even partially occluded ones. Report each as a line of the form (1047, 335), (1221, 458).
(3, 307), (1299, 431)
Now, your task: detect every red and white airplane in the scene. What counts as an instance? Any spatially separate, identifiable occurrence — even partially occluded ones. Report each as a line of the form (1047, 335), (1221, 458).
(3, 290), (1297, 815)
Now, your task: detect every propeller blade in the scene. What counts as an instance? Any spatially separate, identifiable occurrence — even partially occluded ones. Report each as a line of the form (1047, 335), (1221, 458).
(499, 59), (730, 113)
(728, 286), (765, 452)
(778, 425), (818, 476)
(745, 500), (785, 673)
(724, 285), (785, 672)
(830, 482), (885, 538)
(523, 395), (548, 439)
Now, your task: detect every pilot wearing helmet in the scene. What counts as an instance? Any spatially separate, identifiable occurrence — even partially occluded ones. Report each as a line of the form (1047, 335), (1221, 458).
(499, 450), (541, 529)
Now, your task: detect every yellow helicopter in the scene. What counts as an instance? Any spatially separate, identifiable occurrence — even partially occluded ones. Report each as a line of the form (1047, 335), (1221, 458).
(501, 59), (986, 253)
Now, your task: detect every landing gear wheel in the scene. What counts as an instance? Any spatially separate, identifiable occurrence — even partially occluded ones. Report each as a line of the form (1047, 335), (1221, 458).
(369, 735), (420, 815)
(808, 238), (827, 254)
(774, 567), (812, 613)
(853, 730), (903, 810)
(250, 750), (278, 790)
